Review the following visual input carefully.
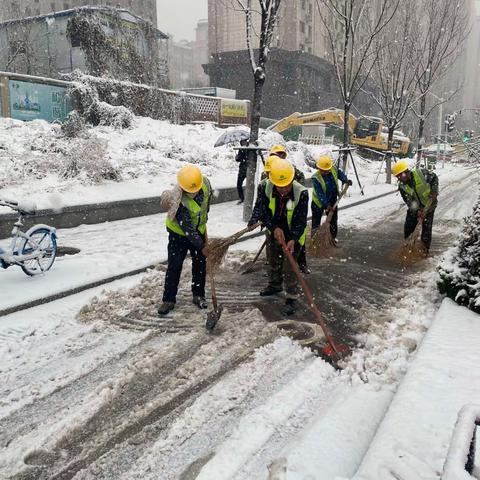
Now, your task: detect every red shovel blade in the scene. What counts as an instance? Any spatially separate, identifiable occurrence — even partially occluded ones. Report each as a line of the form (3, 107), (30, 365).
(323, 342), (350, 358)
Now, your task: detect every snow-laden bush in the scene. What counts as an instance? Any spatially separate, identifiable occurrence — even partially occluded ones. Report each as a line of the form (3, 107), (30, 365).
(60, 138), (121, 184)
(61, 111), (86, 138)
(438, 197), (480, 313)
(88, 101), (133, 129)
(66, 72), (133, 129)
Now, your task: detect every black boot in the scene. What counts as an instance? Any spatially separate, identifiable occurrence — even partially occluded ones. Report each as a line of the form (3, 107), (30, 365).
(193, 296), (208, 309)
(282, 298), (298, 316)
(158, 301), (175, 316)
(260, 285), (283, 296)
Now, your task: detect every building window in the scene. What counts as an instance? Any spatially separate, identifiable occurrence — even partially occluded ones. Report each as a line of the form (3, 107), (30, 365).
(300, 21), (305, 33)
(51, 2), (55, 11)
(64, 2), (70, 9)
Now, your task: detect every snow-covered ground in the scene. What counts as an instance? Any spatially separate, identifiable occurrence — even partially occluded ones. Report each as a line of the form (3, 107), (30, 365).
(1, 115), (391, 212)
(0, 158), (477, 479)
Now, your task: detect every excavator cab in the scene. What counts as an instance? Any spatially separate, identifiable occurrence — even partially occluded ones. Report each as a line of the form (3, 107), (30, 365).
(353, 117), (382, 140)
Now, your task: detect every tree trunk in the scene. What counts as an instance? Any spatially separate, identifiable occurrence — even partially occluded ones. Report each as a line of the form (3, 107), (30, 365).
(416, 95), (427, 166)
(243, 74), (265, 222)
(341, 102), (351, 171)
(386, 126), (395, 184)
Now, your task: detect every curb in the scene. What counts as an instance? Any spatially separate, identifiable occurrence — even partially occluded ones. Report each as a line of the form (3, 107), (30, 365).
(0, 186), (240, 240)
(0, 189), (396, 317)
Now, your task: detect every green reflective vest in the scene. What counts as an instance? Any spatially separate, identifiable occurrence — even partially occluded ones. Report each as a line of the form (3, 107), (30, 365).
(165, 178), (211, 236)
(264, 180), (307, 246)
(399, 168), (431, 208)
(311, 168), (339, 208)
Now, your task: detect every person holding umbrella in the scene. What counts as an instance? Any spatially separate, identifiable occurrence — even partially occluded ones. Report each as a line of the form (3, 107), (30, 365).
(236, 138), (249, 204)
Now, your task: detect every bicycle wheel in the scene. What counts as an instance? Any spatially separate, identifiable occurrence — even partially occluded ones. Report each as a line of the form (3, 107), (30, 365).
(20, 227), (57, 276)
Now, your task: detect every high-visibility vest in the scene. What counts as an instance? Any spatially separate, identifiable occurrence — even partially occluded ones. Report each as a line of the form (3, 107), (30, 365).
(311, 168), (339, 208)
(165, 178), (211, 236)
(264, 180), (307, 246)
(399, 168), (431, 207)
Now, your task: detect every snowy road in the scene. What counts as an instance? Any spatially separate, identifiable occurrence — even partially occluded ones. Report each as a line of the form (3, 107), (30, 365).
(0, 166), (477, 479)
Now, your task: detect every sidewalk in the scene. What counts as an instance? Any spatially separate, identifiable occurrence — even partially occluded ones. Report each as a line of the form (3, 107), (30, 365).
(354, 299), (480, 480)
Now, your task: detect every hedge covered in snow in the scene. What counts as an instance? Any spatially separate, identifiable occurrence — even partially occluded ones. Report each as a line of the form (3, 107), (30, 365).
(438, 197), (480, 313)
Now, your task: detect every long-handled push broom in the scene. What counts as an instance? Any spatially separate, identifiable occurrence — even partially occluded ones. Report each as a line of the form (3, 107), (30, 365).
(310, 184), (350, 258)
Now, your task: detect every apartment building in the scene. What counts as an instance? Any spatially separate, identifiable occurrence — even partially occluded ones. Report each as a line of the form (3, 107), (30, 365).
(208, 0), (328, 58)
(0, 0), (157, 26)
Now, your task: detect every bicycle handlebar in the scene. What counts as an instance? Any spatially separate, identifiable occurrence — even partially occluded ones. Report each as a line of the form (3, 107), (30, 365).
(0, 198), (36, 215)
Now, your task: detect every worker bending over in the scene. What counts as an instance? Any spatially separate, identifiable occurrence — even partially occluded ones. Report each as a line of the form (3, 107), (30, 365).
(392, 160), (438, 253)
(311, 155), (352, 242)
(158, 164), (211, 316)
(249, 158), (308, 315)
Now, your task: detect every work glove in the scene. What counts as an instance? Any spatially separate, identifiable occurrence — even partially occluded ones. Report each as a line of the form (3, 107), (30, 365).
(273, 227), (286, 246)
(417, 209), (426, 222)
(347, 180), (353, 186)
(429, 192), (438, 202)
(286, 240), (295, 255)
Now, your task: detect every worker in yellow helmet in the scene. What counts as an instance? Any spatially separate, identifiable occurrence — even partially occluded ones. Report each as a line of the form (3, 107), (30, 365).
(158, 164), (212, 316)
(311, 154), (352, 243)
(392, 160), (438, 253)
(268, 145), (309, 272)
(267, 144), (306, 185)
(248, 158), (308, 315)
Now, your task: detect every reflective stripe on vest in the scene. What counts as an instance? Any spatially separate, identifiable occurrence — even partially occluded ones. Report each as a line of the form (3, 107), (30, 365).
(165, 177), (211, 236)
(311, 168), (339, 208)
(399, 169), (431, 207)
(264, 180), (307, 246)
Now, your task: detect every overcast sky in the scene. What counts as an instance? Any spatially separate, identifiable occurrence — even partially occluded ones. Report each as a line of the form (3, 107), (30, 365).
(156, 0), (208, 41)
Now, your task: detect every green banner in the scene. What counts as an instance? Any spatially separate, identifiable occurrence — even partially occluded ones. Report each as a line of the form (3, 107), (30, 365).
(9, 80), (72, 122)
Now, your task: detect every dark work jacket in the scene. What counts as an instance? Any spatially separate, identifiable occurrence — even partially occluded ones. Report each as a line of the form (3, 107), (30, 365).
(170, 189), (211, 250)
(249, 181), (308, 243)
(235, 149), (249, 165)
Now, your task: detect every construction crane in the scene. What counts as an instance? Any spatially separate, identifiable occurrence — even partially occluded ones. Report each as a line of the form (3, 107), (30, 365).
(268, 108), (411, 158)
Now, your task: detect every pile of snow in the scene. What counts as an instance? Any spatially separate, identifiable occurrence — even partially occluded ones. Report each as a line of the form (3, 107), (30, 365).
(438, 196), (480, 313)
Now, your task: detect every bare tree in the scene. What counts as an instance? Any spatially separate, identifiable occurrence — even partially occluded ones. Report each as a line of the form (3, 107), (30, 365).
(315, 0), (400, 170)
(235, 0), (282, 221)
(365, 0), (420, 183)
(412, 0), (469, 165)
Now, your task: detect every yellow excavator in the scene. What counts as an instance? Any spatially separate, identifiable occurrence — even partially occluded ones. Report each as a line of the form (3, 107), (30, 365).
(268, 108), (411, 158)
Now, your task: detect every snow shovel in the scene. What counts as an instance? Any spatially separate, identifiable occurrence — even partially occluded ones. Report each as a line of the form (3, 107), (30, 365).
(310, 184), (349, 258)
(280, 238), (350, 360)
(206, 270), (223, 331)
(240, 238), (267, 275)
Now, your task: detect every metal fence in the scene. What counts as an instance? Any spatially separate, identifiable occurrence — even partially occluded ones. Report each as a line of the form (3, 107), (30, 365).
(0, 71), (250, 126)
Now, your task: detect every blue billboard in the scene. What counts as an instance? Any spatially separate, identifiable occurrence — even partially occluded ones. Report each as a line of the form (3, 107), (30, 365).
(9, 80), (72, 122)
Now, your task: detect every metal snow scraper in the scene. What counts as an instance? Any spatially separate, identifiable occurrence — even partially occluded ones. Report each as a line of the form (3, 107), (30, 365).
(206, 270), (223, 331)
(280, 238), (350, 361)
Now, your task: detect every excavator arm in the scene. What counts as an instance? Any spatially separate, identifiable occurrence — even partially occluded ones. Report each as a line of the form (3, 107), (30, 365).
(268, 108), (357, 134)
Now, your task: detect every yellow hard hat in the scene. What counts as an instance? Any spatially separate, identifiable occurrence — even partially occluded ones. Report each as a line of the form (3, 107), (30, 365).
(177, 164), (203, 193)
(316, 155), (333, 171)
(270, 144), (287, 155)
(269, 158), (295, 187)
(264, 155), (279, 173)
(391, 160), (410, 177)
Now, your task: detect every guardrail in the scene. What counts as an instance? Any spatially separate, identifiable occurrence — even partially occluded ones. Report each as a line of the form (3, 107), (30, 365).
(443, 404), (480, 479)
